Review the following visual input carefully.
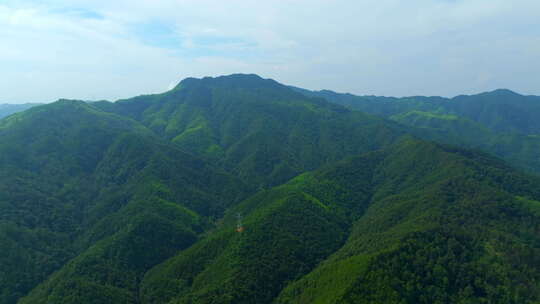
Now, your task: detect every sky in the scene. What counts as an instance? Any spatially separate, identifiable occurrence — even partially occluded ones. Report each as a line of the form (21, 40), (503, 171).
(1, 0), (539, 103)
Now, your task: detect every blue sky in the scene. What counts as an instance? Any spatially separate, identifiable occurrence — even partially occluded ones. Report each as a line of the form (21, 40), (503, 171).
(1, 0), (540, 103)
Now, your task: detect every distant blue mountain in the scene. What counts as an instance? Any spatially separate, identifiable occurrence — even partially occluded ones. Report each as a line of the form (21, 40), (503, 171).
(0, 103), (41, 120)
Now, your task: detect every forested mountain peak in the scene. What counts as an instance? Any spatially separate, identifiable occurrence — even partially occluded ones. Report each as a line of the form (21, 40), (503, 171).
(174, 73), (284, 91)
(488, 89), (523, 96)
(478, 88), (521, 97)
(452, 88), (528, 103)
(95, 74), (404, 186)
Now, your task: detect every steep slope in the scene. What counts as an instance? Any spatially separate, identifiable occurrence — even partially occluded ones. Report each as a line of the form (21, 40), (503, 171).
(141, 138), (540, 303)
(295, 88), (540, 174)
(0, 101), (249, 304)
(94, 74), (406, 187)
(0, 103), (40, 120)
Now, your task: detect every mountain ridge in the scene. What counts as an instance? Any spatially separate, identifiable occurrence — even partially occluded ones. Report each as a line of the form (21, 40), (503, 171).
(293, 84), (540, 175)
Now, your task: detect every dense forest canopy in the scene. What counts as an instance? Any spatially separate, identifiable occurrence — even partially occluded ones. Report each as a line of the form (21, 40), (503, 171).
(1, 74), (539, 303)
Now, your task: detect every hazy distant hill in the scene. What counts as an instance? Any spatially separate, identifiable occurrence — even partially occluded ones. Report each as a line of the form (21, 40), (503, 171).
(0, 100), (248, 303)
(294, 87), (540, 174)
(0, 103), (41, 119)
(298, 88), (540, 134)
(140, 138), (540, 304)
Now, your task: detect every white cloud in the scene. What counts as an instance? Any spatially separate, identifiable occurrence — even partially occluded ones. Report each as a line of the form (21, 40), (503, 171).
(1, 0), (540, 103)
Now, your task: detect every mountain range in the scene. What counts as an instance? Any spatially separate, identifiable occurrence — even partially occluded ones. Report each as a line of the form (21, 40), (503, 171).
(294, 87), (540, 174)
(1, 74), (539, 303)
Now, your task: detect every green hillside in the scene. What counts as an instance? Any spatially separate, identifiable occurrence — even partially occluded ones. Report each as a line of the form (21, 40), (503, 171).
(277, 139), (540, 304)
(0, 103), (40, 120)
(94, 74), (405, 187)
(389, 110), (493, 146)
(139, 138), (540, 304)
(0, 100), (249, 303)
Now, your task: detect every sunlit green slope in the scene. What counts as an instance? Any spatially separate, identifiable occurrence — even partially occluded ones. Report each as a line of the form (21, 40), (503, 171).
(141, 138), (540, 304)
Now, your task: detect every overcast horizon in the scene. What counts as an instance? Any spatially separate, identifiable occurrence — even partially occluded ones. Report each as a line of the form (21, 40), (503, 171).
(2, 0), (539, 104)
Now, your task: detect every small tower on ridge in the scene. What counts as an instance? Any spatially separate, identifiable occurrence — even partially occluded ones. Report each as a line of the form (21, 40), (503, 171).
(236, 213), (245, 233)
